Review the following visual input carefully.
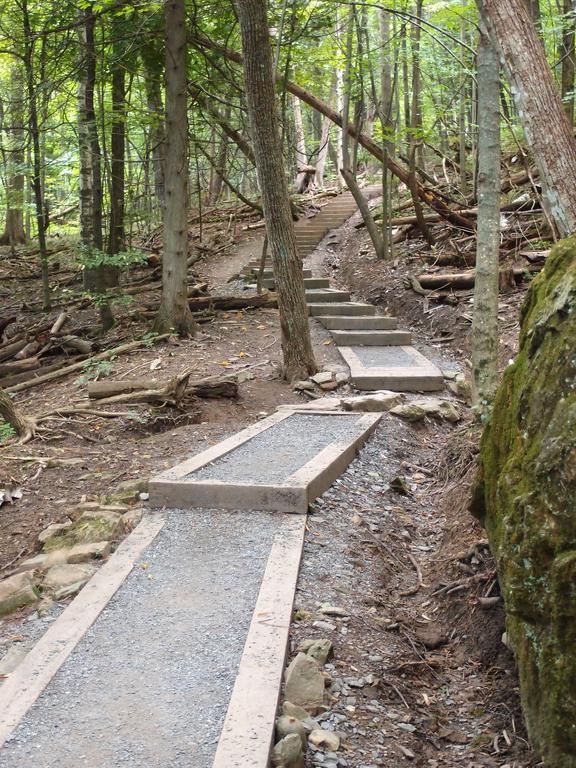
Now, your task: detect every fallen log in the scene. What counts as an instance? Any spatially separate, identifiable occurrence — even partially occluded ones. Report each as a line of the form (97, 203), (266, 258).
(6, 334), (172, 394)
(414, 265), (542, 291)
(0, 357), (40, 377)
(87, 376), (238, 400)
(188, 293), (278, 312)
(0, 339), (28, 363)
(86, 371), (238, 409)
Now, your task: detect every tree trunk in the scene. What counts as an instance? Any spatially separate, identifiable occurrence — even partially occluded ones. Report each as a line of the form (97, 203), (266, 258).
(408, 0), (434, 245)
(477, 0), (576, 236)
(154, 0), (196, 335)
(561, 0), (575, 124)
(341, 6), (385, 259)
(21, 0), (50, 310)
(209, 120), (229, 204)
(471, 29), (501, 406)
(107, 22), (126, 260)
(141, 45), (166, 208)
(236, 0), (316, 381)
(0, 387), (35, 441)
(459, 0), (468, 196)
(77, 5), (114, 330)
(0, 64), (26, 248)
(292, 93), (308, 172)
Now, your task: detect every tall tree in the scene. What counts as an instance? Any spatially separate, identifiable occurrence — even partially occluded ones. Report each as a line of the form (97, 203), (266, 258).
(236, 0), (316, 381)
(21, 0), (50, 309)
(77, 5), (114, 330)
(471, 29), (501, 406)
(154, 0), (195, 334)
(477, 0), (576, 236)
(0, 63), (26, 248)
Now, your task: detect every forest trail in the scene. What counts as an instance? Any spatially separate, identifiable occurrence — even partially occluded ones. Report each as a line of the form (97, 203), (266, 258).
(0, 188), (398, 768)
(0, 190), (535, 768)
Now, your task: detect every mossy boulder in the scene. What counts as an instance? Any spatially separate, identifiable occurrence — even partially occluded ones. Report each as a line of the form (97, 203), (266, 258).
(471, 236), (576, 766)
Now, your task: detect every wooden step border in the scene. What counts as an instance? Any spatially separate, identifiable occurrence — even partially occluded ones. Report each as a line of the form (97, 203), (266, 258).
(212, 514), (306, 768)
(0, 514), (165, 749)
(149, 409), (381, 513)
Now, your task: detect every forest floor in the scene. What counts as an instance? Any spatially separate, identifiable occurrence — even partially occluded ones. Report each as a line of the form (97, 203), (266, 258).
(0, 197), (537, 766)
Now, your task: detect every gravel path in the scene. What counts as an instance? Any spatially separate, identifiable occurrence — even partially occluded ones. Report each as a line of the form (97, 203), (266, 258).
(188, 413), (364, 484)
(352, 346), (418, 368)
(0, 510), (282, 768)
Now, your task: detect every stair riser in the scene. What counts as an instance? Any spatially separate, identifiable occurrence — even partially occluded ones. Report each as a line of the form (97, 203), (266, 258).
(332, 331), (412, 346)
(305, 291), (351, 303)
(263, 278), (330, 290)
(308, 303), (376, 317)
(318, 316), (398, 330)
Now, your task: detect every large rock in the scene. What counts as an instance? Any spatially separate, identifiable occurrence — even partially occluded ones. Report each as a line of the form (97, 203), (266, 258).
(471, 237), (576, 767)
(43, 510), (123, 551)
(270, 733), (305, 768)
(0, 571), (39, 616)
(43, 563), (96, 599)
(297, 638), (332, 665)
(342, 391), (404, 412)
(390, 398), (460, 423)
(284, 652), (325, 712)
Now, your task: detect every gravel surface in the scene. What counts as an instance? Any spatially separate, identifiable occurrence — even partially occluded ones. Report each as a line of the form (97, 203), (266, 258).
(352, 346), (419, 367)
(188, 413), (364, 484)
(0, 510), (282, 768)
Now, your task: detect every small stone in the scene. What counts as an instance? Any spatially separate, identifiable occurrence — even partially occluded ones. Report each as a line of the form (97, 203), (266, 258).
(293, 380), (315, 392)
(311, 371), (334, 385)
(414, 624), (448, 649)
(36, 597), (55, 617)
(276, 715), (308, 748)
(271, 733), (305, 768)
(335, 372), (349, 384)
(309, 729), (341, 751)
(313, 620), (337, 632)
(319, 380), (339, 391)
(121, 508), (143, 533)
(0, 571), (39, 617)
(284, 653), (325, 712)
(38, 521), (73, 545)
(319, 606), (348, 617)
(14, 554), (49, 573)
(66, 541), (112, 564)
(301, 639), (332, 666)
(43, 563), (96, 597)
(282, 702), (320, 731)
(0, 644), (30, 676)
(342, 392), (404, 412)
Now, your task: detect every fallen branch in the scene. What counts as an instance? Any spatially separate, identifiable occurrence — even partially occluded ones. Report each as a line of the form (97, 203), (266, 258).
(6, 334), (172, 394)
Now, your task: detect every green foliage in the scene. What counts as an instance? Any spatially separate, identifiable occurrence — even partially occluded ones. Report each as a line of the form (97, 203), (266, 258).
(0, 421), (16, 444)
(74, 359), (115, 386)
(76, 245), (148, 272)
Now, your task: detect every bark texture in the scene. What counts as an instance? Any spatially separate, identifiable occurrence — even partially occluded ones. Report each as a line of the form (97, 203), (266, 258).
(471, 237), (576, 767)
(0, 65), (26, 247)
(154, 0), (195, 335)
(471, 31), (501, 406)
(236, 0), (316, 381)
(477, 0), (576, 235)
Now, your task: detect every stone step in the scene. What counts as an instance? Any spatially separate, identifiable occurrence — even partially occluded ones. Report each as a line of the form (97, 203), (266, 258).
(263, 277), (330, 290)
(317, 315), (398, 330)
(308, 302), (376, 317)
(331, 330), (412, 346)
(150, 410), (381, 512)
(305, 289), (351, 303)
(242, 266), (313, 280)
(338, 345), (444, 392)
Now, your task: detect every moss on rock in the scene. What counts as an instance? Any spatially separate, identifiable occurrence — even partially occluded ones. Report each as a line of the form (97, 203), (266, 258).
(472, 236), (576, 767)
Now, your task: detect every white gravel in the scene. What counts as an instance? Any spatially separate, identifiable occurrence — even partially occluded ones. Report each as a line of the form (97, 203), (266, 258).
(0, 509), (282, 768)
(188, 413), (365, 485)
